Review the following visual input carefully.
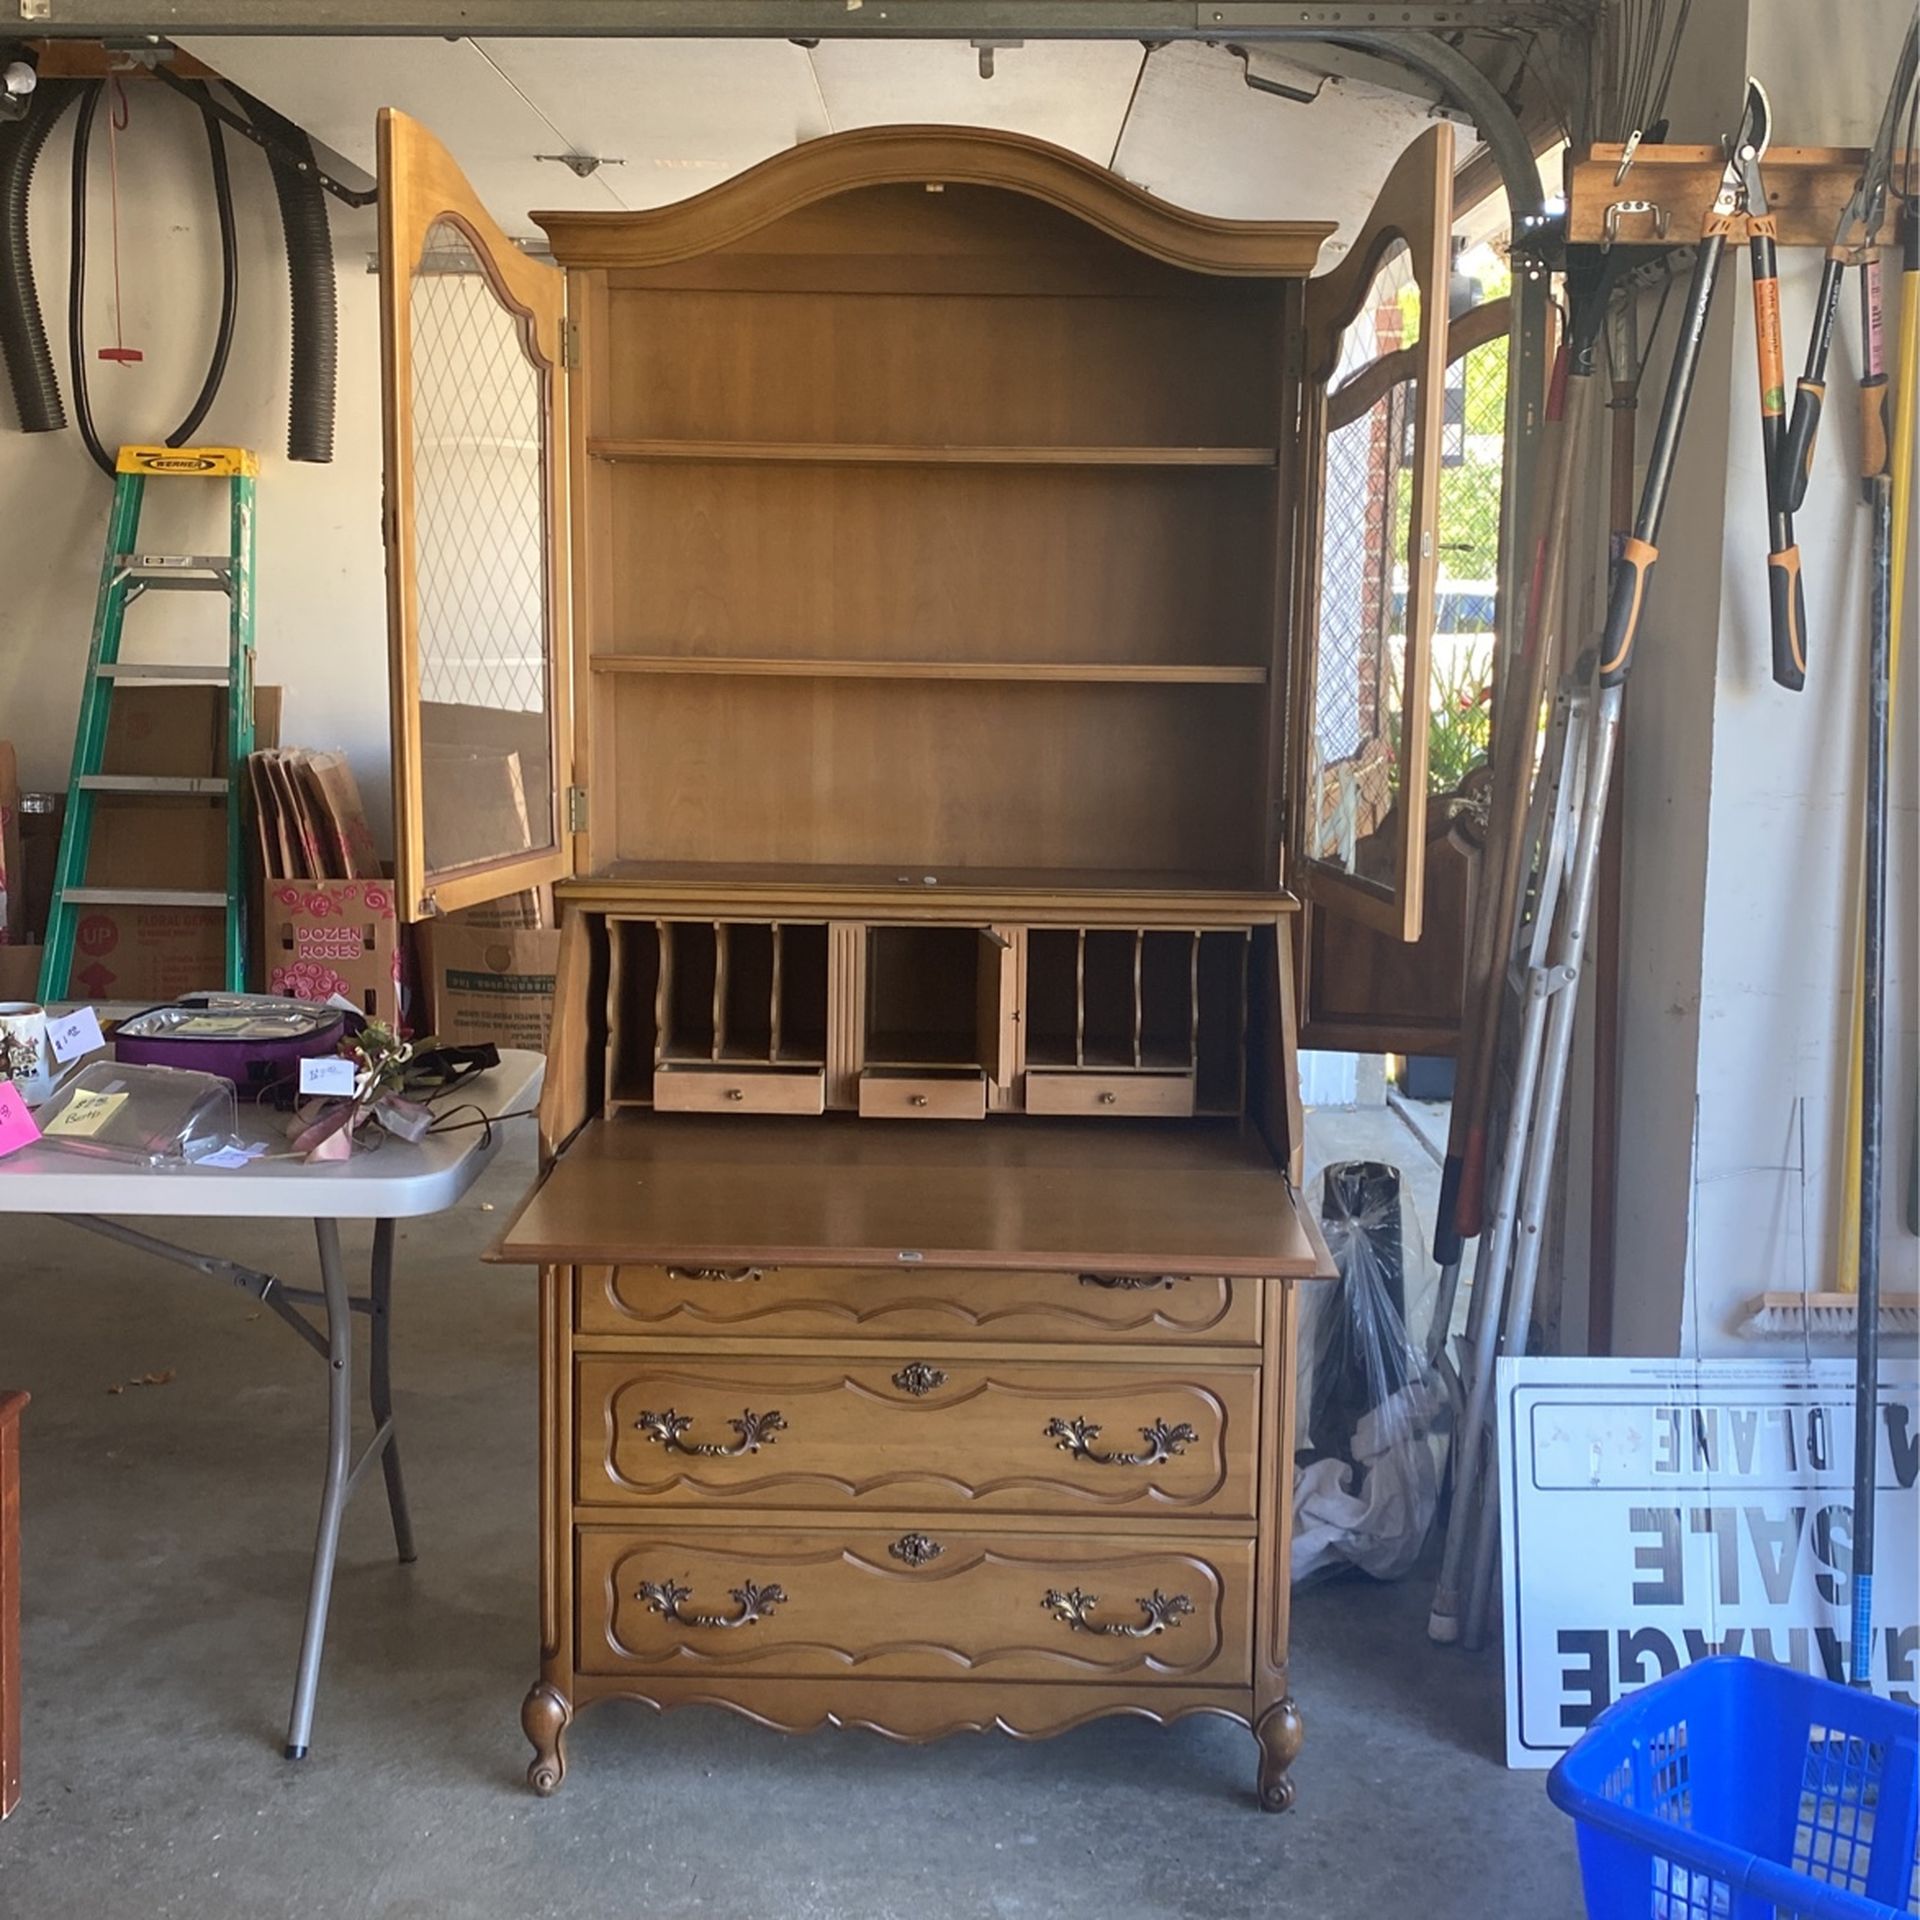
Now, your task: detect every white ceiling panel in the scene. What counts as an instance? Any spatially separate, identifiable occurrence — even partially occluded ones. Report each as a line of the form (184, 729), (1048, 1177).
(180, 35), (626, 229)
(806, 40), (1146, 163)
(180, 34), (1465, 256)
(1112, 42), (1465, 267)
(472, 39), (830, 211)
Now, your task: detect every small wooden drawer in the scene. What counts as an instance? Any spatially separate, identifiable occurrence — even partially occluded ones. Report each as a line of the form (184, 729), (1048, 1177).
(654, 1066), (825, 1115)
(577, 1524), (1254, 1686)
(576, 1355), (1258, 1518)
(857, 1069), (986, 1121)
(575, 1264), (1261, 1347)
(1024, 1071), (1195, 1118)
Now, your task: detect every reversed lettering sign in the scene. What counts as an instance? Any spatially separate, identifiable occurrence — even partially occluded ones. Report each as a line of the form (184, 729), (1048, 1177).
(1499, 1357), (1918, 1767)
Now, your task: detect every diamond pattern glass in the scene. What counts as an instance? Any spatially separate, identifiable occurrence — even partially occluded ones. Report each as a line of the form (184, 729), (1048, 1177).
(1308, 240), (1420, 883)
(409, 219), (555, 872)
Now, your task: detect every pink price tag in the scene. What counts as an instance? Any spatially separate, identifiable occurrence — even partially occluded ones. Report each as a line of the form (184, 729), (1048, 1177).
(0, 1082), (43, 1158)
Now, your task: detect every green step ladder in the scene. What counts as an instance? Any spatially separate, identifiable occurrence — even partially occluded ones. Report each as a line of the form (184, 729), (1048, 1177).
(39, 445), (258, 1003)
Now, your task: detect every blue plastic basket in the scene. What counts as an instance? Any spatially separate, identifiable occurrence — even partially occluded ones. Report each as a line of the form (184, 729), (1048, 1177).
(1548, 1657), (1920, 1920)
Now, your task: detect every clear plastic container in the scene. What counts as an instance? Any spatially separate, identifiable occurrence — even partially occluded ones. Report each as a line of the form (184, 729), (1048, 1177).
(34, 1061), (239, 1166)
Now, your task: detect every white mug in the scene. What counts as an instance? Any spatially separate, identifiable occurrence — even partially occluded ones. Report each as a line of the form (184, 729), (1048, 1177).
(0, 1002), (54, 1107)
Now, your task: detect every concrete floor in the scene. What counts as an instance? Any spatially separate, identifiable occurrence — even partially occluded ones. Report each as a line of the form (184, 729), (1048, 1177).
(0, 1116), (1582, 1920)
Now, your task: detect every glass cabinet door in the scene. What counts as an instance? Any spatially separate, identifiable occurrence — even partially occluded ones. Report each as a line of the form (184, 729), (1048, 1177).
(379, 107), (572, 920)
(1295, 122), (1454, 943)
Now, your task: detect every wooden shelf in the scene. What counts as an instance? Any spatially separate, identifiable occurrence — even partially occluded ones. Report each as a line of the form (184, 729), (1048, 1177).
(590, 438), (1278, 468)
(592, 655), (1268, 686)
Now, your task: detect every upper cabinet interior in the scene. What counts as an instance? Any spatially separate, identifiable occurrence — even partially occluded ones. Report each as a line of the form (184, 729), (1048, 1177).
(534, 128), (1333, 902)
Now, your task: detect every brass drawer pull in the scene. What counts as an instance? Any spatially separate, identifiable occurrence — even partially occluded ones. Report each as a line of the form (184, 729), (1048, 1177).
(636, 1406), (786, 1456)
(888, 1533), (944, 1567)
(1043, 1587), (1194, 1637)
(890, 1362), (948, 1396)
(639, 1576), (786, 1630)
(665, 1265), (767, 1284)
(1076, 1273), (1183, 1291)
(1045, 1414), (1197, 1466)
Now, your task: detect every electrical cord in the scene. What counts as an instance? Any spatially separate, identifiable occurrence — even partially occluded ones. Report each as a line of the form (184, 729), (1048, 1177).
(67, 77), (241, 478)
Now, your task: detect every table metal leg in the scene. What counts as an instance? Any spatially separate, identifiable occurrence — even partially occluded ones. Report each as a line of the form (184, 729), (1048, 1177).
(285, 1219), (355, 1761)
(368, 1220), (415, 1566)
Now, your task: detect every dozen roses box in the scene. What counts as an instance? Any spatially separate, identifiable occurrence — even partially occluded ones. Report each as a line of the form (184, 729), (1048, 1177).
(261, 878), (412, 1027)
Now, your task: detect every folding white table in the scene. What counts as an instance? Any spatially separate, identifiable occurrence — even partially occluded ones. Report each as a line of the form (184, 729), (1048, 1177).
(0, 1049), (543, 1758)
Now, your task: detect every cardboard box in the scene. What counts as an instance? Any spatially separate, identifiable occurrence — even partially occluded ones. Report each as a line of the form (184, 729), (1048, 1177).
(0, 945), (41, 1000)
(68, 904), (226, 1002)
(422, 909), (560, 1052)
(262, 877), (410, 1026)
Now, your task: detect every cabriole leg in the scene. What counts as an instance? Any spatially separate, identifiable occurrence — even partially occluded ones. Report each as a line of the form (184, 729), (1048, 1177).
(1255, 1698), (1303, 1812)
(522, 1682), (572, 1796)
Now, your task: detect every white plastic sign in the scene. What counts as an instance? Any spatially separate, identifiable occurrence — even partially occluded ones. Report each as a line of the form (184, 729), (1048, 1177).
(46, 1004), (105, 1064)
(1498, 1356), (1918, 1768)
(298, 1055), (358, 1098)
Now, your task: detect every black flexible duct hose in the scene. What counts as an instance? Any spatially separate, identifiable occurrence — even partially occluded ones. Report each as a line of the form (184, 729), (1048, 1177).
(169, 84), (238, 448)
(258, 113), (336, 464)
(67, 78), (243, 478)
(67, 82), (114, 477)
(0, 78), (82, 433)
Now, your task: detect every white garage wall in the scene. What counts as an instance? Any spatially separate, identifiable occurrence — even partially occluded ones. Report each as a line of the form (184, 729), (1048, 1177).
(1602, 0), (1920, 1356)
(0, 80), (391, 841)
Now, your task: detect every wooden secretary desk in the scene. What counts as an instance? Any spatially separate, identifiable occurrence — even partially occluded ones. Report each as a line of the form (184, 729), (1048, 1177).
(375, 107), (1458, 1810)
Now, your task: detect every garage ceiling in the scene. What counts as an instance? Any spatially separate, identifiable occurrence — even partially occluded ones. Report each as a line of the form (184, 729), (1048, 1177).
(180, 34), (1466, 262)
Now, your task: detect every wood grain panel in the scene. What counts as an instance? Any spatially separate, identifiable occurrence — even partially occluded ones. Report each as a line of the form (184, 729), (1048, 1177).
(857, 1071), (987, 1121)
(499, 1114), (1329, 1278)
(577, 1524), (1253, 1686)
(653, 1066), (826, 1115)
(576, 1356), (1258, 1518)
(598, 462), (1271, 667)
(575, 1264), (1261, 1347)
(1024, 1072), (1195, 1118)
(604, 677), (1264, 879)
(0, 1392), (21, 1820)
(600, 285), (1278, 447)
(535, 128), (1329, 277)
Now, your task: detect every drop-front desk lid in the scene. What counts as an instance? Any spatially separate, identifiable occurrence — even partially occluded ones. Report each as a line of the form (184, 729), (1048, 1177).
(492, 1114), (1334, 1279)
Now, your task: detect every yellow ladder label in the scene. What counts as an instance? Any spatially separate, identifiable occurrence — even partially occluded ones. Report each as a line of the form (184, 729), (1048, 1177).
(116, 445), (260, 477)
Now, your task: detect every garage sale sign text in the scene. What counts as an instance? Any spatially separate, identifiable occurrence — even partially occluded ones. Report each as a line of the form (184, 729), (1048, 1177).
(1497, 1357), (1918, 1767)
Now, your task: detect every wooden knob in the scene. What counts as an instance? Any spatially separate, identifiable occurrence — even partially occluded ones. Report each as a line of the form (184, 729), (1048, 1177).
(1098, 1090), (1117, 1105)
(725, 1087), (745, 1101)
(911, 1093), (929, 1107)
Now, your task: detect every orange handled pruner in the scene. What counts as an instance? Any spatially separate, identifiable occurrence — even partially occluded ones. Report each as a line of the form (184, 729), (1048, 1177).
(1720, 82), (1810, 692)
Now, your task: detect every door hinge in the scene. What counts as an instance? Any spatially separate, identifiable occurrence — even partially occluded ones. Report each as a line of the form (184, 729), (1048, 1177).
(562, 320), (581, 372)
(1283, 332), (1306, 378)
(566, 785), (588, 833)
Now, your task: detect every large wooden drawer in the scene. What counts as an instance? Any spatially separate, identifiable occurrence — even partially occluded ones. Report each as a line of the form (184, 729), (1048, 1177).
(576, 1524), (1254, 1686)
(575, 1356), (1258, 1518)
(574, 1263), (1261, 1347)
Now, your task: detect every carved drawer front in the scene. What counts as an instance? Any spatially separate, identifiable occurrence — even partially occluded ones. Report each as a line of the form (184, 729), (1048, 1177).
(575, 1357), (1258, 1518)
(577, 1525), (1254, 1686)
(574, 1264), (1260, 1347)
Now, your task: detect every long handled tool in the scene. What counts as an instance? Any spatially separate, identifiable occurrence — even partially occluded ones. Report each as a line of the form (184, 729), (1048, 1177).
(1429, 80), (1765, 1648)
(1831, 49), (1920, 1304)
(1732, 92), (1811, 691)
(1847, 83), (1917, 1692)
(1777, 16), (1917, 517)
